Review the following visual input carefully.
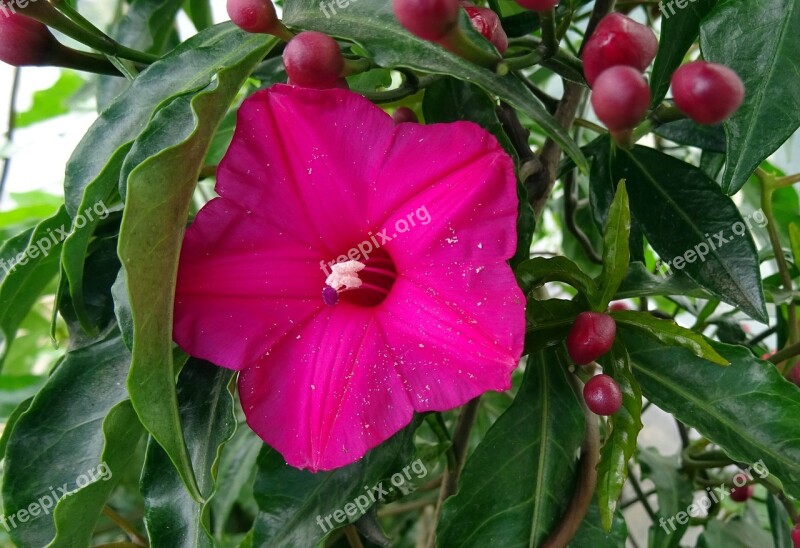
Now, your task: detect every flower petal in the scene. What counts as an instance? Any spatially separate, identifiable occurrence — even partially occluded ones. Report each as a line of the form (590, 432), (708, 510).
(174, 198), (323, 369)
(216, 84), (397, 256)
(238, 306), (415, 471)
(376, 268), (524, 411)
(368, 121), (518, 266)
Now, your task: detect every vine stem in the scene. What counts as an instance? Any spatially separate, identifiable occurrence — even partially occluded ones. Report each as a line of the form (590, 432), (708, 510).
(102, 506), (148, 546)
(344, 525), (365, 548)
(541, 376), (599, 548)
(774, 172), (800, 188)
(757, 170), (799, 359)
(528, 0), (616, 218)
(0, 67), (20, 203)
(426, 397), (482, 548)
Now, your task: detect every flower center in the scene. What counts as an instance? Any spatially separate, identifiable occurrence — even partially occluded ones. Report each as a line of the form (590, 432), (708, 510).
(323, 248), (397, 307)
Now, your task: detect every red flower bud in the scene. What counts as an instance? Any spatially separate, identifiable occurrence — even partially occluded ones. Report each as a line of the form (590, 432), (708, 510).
(0, 13), (57, 67)
(462, 4), (508, 53)
(227, 0), (279, 34)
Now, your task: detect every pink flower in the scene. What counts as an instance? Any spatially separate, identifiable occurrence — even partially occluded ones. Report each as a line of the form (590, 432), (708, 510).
(174, 85), (525, 471)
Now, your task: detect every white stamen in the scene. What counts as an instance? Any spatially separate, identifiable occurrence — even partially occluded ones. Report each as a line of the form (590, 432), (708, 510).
(325, 260), (365, 291)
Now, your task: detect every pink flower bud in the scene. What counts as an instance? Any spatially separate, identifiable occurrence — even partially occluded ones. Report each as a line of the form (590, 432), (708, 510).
(0, 13), (57, 67)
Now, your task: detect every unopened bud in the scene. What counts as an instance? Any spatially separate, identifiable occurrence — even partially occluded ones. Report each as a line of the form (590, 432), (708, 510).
(0, 12), (57, 67)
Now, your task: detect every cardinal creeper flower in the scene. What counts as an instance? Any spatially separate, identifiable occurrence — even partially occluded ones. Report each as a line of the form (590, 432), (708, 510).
(174, 84), (524, 471)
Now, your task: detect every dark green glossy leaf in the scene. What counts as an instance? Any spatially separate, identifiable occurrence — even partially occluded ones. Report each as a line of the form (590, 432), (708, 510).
(252, 419), (421, 546)
(616, 262), (714, 300)
(49, 402), (143, 547)
(596, 344), (642, 531)
(117, 28), (276, 502)
(515, 256), (597, 298)
(622, 330), (800, 498)
(653, 119), (726, 153)
(2, 330), (132, 547)
(639, 447), (694, 548)
(283, 0), (588, 172)
(592, 141), (767, 321)
(525, 298), (582, 354)
(0, 207), (70, 370)
(612, 310), (728, 365)
(595, 181), (630, 311)
(650, 0), (716, 105)
(437, 347), (585, 546)
(569, 498), (627, 548)
(701, 0), (800, 194)
(141, 360), (235, 547)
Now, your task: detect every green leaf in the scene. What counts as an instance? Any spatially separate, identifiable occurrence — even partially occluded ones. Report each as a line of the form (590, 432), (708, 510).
(515, 256), (597, 298)
(638, 447), (695, 548)
(612, 310), (728, 365)
(594, 181), (631, 311)
(569, 498), (627, 548)
(252, 419), (421, 546)
(98, 0), (187, 109)
(0, 207), (70, 369)
(422, 77), (516, 159)
(61, 24), (271, 329)
(789, 223), (800, 267)
(15, 72), (84, 128)
(650, 0), (717, 105)
(183, 0), (215, 30)
(210, 424), (263, 536)
(616, 262), (715, 300)
(437, 347), (585, 546)
(2, 330), (132, 547)
(141, 360), (235, 547)
(591, 140), (767, 322)
(696, 517), (773, 548)
(0, 395), (33, 457)
(653, 119), (726, 153)
(49, 402), (144, 548)
(595, 344), (642, 531)
(282, 0), (588, 172)
(525, 298), (582, 354)
(700, 0), (800, 194)
(622, 329), (800, 498)
(117, 28), (276, 503)
(766, 492), (794, 548)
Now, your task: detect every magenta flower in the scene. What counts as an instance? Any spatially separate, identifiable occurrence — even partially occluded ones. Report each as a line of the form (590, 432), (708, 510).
(174, 85), (525, 472)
